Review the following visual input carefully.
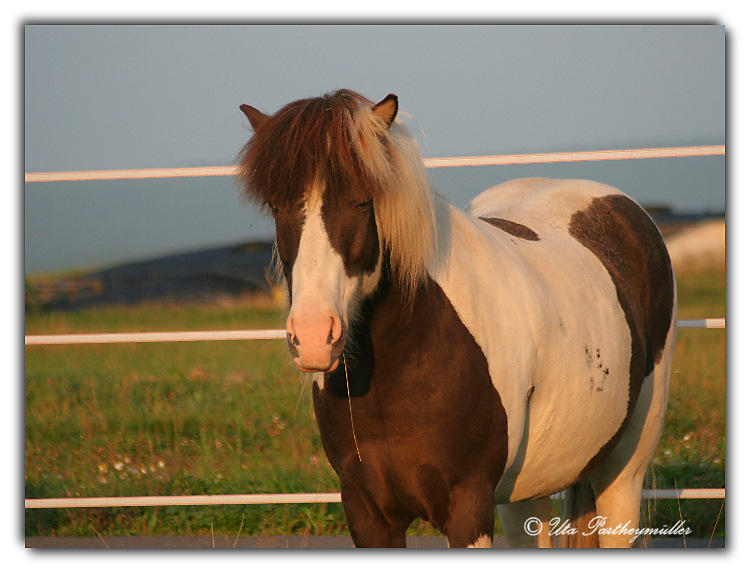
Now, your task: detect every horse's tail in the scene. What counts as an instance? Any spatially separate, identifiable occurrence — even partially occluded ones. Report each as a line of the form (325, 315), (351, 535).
(561, 478), (599, 548)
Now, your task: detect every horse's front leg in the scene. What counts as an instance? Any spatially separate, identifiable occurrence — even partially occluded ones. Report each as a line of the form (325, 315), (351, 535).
(442, 480), (497, 548)
(340, 483), (410, 548)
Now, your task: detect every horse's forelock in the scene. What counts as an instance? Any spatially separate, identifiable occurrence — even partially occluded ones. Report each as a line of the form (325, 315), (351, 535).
(238, 90), (392, 209)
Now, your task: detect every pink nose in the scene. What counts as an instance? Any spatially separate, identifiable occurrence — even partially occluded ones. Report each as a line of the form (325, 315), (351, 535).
(286, 311), (344, 372)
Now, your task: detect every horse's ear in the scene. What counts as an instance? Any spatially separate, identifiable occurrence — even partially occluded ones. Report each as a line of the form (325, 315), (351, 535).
(372, 94), (398, 128)
(240, 104), (270, 132)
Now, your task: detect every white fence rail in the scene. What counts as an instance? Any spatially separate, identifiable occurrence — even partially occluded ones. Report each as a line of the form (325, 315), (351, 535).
(24, 145), (725, 183)
(24, 488), (726, 509)
(25, 146), (726, 511)
(24, 319), (724, 347)
(25, 329), (288, 346)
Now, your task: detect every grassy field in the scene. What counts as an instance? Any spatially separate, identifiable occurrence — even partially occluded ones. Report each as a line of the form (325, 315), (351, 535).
(24, 269), (725, 541)
(646, 269), (725, 541)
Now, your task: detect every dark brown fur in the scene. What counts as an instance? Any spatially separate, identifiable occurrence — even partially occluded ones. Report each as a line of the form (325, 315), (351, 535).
(480, 217), (540, 241)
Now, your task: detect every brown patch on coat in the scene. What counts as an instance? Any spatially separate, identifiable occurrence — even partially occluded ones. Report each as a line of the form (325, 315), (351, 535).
(312, 274), (508, 547)
(480, 217), (540, 241)
(568, 194), (674, 476)
(321, 193), (380, 278)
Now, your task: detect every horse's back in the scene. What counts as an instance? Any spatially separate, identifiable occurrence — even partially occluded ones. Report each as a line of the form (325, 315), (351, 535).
(466, 178), (627, 238)
(466, 178), (674, 350)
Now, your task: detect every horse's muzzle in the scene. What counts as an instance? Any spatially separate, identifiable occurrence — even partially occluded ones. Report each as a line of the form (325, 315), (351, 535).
(286, 312), (346, 373)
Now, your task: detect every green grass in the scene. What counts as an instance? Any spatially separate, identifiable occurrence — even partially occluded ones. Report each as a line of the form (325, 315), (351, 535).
(24, 270), (725, 541)
(25, 296), (350, 537)
(644, 268), (726, 539)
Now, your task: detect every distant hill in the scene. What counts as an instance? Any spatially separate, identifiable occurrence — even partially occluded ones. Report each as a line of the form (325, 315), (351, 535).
(26, 241), (277, 312)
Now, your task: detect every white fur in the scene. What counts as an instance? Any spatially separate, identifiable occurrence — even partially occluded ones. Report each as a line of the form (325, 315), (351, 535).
(290, 195), (355, 325)
(465, 535), (493, 548)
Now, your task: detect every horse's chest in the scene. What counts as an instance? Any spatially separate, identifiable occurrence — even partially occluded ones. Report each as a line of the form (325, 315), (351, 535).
(312, 338), (507, 521)
(313, 375), (504, 476)
(309, 274), (509, 521)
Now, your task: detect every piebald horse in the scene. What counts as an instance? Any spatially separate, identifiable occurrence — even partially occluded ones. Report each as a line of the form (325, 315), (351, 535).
(237, 90), (676, 548)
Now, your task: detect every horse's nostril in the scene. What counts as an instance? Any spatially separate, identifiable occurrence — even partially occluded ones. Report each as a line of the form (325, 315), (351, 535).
(287, 331), (300, 346)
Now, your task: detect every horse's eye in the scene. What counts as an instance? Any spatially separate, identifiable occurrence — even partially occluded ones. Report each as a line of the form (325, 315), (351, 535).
(355, 199), (374, 211)
(267, 201), (279, 214)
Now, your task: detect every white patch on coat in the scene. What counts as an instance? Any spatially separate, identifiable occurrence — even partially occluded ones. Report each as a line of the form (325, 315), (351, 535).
(428, 179), (636, 502)
(465, 535), (493, 548)
(290, 195), (350, 321)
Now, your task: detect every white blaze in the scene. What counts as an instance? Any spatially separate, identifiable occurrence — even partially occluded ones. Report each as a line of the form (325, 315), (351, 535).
(286, 194), (380, 372)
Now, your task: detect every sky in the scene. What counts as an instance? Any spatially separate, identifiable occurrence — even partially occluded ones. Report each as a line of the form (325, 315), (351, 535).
(23, 23), (726, 274)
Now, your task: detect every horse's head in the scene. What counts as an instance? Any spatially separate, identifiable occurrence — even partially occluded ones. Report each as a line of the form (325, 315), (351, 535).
(237, 90), (436, 372)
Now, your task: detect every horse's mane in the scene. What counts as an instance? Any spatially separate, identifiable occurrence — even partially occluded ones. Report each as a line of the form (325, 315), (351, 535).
(237, 89), (437, 298)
